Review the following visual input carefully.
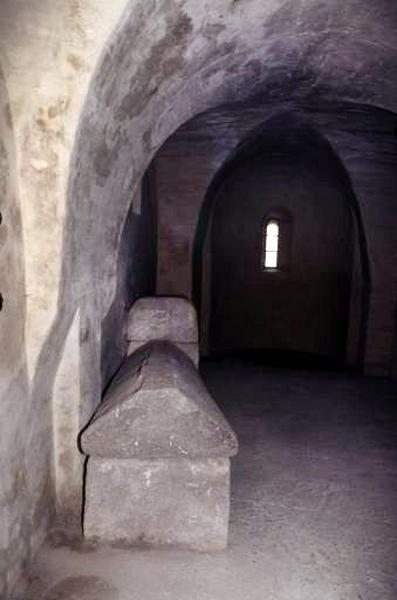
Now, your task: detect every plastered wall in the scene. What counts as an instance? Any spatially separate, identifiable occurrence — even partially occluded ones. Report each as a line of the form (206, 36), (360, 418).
(0, 1), (128, 594)
(0, 68), (47, 599)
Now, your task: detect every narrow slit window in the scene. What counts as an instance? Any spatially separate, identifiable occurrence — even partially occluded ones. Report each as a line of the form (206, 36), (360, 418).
(264, 219), (279, 269)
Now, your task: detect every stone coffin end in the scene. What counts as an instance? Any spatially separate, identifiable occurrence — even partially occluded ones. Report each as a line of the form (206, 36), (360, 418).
(80, 341), (238, 460)
(126, 296), (199, 346)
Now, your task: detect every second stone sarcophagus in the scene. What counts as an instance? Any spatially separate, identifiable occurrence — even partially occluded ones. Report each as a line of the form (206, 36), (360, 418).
(81, 336), (238, 551)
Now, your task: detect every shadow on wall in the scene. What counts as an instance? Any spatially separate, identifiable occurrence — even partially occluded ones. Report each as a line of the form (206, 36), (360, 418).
(193, 112), (371, 367)
(100, 167), (158, 388)
(0, 66), (50, 598)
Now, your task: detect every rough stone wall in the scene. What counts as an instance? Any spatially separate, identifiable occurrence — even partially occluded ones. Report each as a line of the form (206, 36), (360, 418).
(156, 136), (221, 298)
(0, 1), (396, 595)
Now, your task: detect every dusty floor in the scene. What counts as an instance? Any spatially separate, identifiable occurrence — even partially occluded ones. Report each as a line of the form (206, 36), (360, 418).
(24, 361), (397, 600)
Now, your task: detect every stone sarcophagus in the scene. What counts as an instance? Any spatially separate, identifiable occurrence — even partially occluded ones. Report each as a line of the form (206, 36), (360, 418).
(126, 296), (199, 366)
(80, 339), (238, 551)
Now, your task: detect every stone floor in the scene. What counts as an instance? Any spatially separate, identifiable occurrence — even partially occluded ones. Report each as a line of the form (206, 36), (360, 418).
(25, 360), (397, 600)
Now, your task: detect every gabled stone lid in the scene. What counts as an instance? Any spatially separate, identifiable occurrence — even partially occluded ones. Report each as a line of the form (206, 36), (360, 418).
(126, 297), (198, 344)
(80, 341), (238, 459)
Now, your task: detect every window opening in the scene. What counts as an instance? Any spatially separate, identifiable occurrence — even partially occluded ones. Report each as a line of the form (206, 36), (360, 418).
(263, 219), (279, 269)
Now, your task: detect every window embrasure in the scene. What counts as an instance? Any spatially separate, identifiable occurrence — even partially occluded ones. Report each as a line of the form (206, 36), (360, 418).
(263, 219), (280, 269)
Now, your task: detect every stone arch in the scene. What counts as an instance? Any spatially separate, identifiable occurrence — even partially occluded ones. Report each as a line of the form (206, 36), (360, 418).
(47, 0), (397, 520)
(192, 110), (371, 363)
